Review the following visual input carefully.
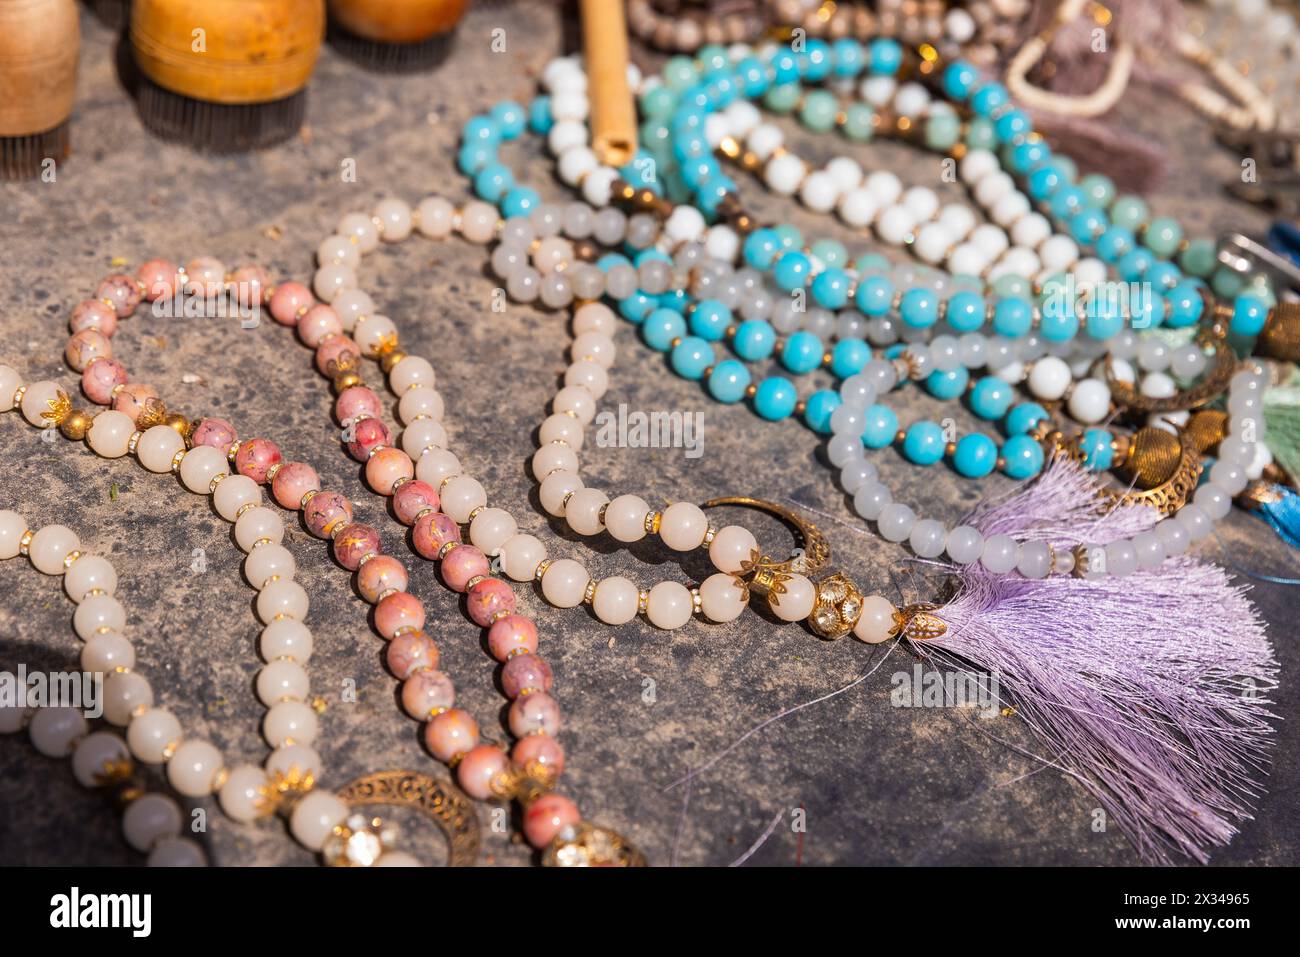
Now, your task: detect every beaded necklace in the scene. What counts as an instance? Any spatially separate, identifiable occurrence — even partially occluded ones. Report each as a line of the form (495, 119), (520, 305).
(3, 258), (642, 866)
(452, 50), (1286, 579)
(0, 517), (208, 866)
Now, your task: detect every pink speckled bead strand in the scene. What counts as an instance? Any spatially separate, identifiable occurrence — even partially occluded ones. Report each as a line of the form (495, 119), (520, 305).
(21, 266), (548, 862)
(37, 262), (624, 863)
(0, 369), (442, 865)
(307, 198), (818, 631)
(264, 279), (589, 855)
(0, 511), (208, 867)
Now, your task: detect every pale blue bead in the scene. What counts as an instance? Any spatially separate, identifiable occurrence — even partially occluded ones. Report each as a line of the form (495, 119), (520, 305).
(1106, 540), (1138, 577)
(877, 503), (917, 542)
(909, 519), (947, 558)
(980, 534), (1019, 574)
(1016, 541), (1052, 579)
(853, 482), (893, 521)
(839, 458), (878, 493)
(945, 526), (985, 564)
(827, 434), (863, 467)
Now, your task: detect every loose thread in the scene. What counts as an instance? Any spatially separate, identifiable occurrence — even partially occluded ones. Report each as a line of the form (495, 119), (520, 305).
(670, 769), (693, 868)
(1210, 528), (1300, 586)
(729, 808), (787, 867)
(664, 644), (896, 792)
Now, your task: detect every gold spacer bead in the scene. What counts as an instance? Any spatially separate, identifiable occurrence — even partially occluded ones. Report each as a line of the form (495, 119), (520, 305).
(58, 410), (92, 441)
(333, 371), (364, 393)
(164, 412), (189, 436)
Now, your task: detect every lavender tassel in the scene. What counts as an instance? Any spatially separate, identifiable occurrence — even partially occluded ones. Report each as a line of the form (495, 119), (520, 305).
(918, 455), (1278, 864)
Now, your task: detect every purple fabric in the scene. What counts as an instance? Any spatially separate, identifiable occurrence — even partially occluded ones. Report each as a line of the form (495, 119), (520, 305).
(919, 455), (1278, 864)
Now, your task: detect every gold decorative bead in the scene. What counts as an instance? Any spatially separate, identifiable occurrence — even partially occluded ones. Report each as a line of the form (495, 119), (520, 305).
(379, 350), (407, 374)
(164, 412), (189, 436)
(135, 397), (168, 431)
(58, 409), (92, 441)
(807, 573), (865, 640)
(1117, 427), (1183, 489)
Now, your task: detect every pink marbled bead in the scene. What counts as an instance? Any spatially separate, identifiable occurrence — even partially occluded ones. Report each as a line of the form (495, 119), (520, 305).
(487, 615), (538, 661)
(413, 511), (460, 560)
(332, 522), (381, 570)
(112, 383), (158, 423)
(512, 734), (565, 780)
(334, 385), (383, 425)
(457, 744), (508, 800)
(424, 708), (479, 763)
(346, 417), (389, 462)
(184, 257), (226, 299)
(365, 446), (413, 495)
(297, 304), (342, 347)
(190, 417), (237, 450)
(358, 555), (408, 603)
(269, 281), (313, 326)
(386, 630), (439, 680)
(508, 692), (561, 738)
(442, 546), (489, 593)
(82, 358), (128, 406)
(137, 260), (181, 301)
(235, 438), (282, 484)
(501, 653), (552, 698)
(303, 490), (353, 538)
(65, 329), (111, 372)
(271, 462), (320, 510)
(523, 793), (580, 849)
(95, 274), (141, 317)
(229, 265), (271, 307)
(315, 335), (360, 375)
(70, 299), (118, 338)
(375, 591), (425, 638)
(467, 577), (516, 627)
(392, 480), (440, 526)
(400, 668), (454, 719)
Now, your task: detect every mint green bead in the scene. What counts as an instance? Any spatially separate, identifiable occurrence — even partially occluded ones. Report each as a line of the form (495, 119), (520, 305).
(810, 239), (848, 268)
(799, 90), (838, 133)
(992, 274), (1031, 299)
(1079, 173), (1116, 208)
(663, 57), (697, 91)
(773, 223), (803, 250)
(1145, 217), (1183, 258)
(924, 111), (961, 151)
(1037, 274), (1069, 306)
(1109, 195), (1148, 231)
(854, 253), (890, 274)
(640, 86), (675, 120)
(1053, 156), (1078, 182)
(1178, 237), (1217, 277)
(764, 82), (801, 114)
(965, 117), (996, 150)
(842, 103), (875, 141)
(1211, 266), (1245, 300)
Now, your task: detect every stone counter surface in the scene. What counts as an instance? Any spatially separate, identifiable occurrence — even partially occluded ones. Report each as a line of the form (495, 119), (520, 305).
(0, 4), (1296, 867)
